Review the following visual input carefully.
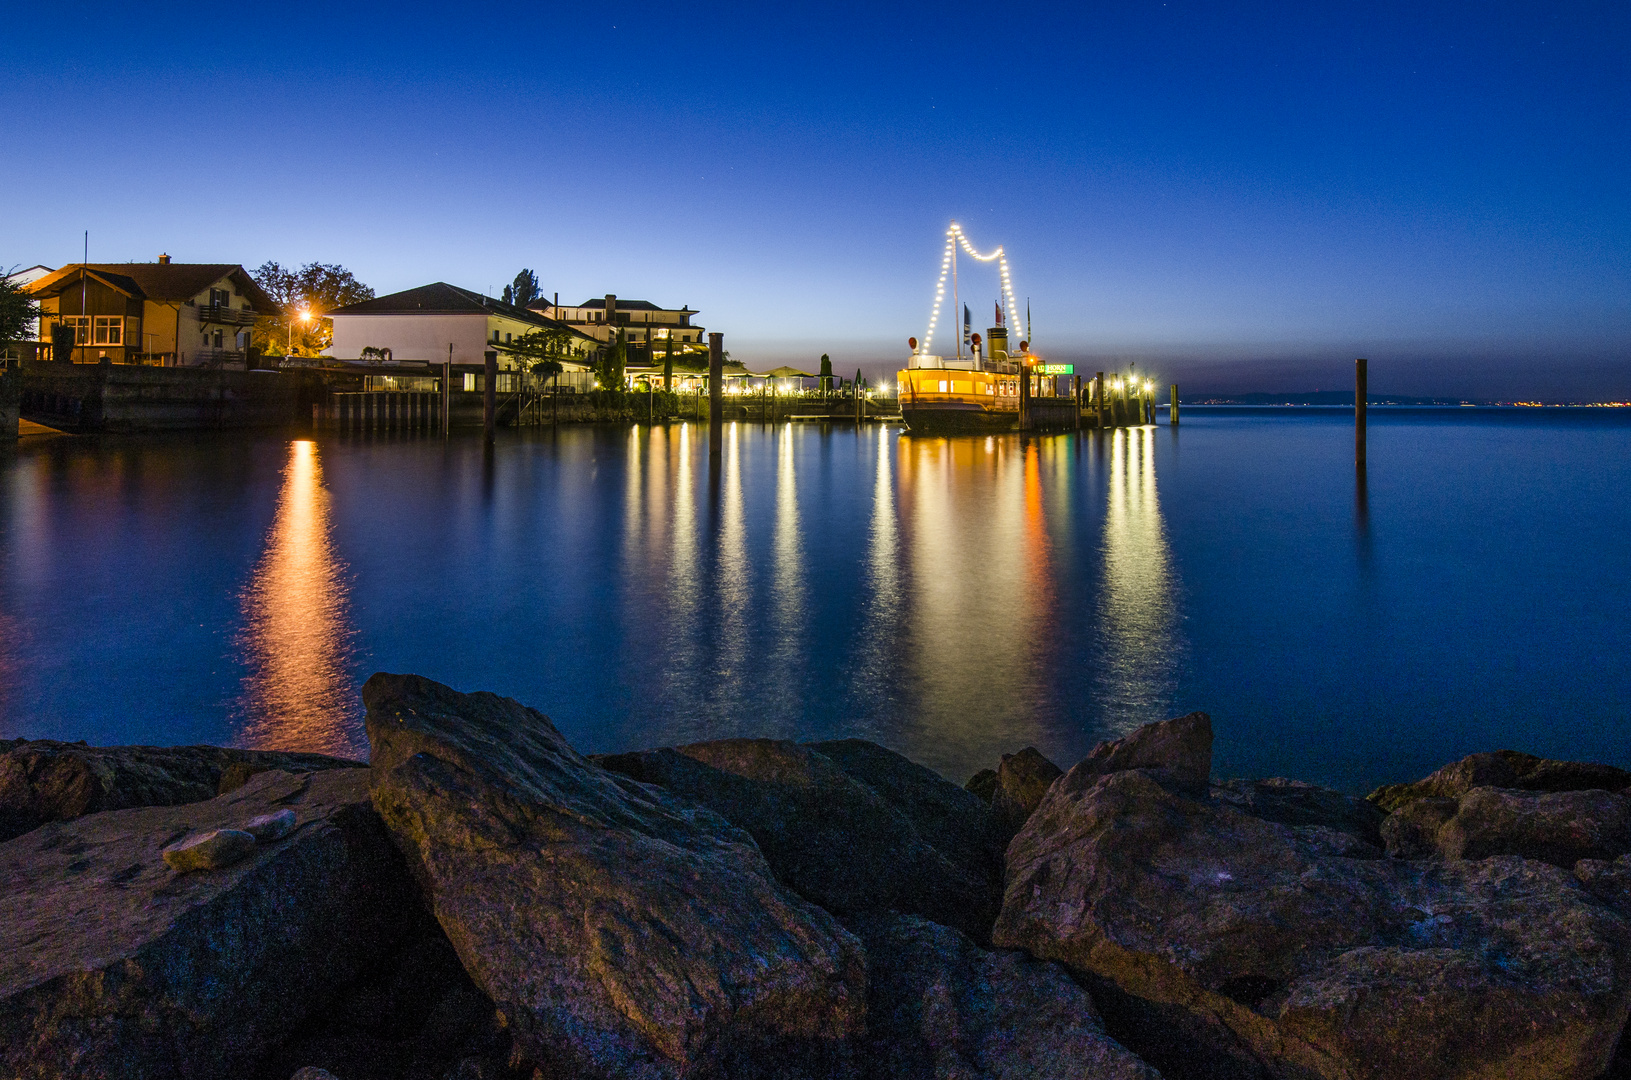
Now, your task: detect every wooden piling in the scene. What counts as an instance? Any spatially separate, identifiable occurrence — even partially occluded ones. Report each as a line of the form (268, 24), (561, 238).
(1355, 357), (1367, 467)
(1170, 384), (1179, 425)
(1074, 375), (1083, 430)
(442, 352), (451, 437)
(708, 332), (723, 458)
(484, 349), (497, 444)
(1095, 372), (1105, 429)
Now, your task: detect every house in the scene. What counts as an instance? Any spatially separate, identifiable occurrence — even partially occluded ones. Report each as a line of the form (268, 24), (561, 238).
(534, 295), (705, 351)
(328, 283), (601, 389)
(25, 257), (277, 367)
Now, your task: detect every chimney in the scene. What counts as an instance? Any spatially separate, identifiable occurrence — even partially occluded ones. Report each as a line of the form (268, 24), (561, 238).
(158, 253), (171, 264)
(605, 294), (617, 325)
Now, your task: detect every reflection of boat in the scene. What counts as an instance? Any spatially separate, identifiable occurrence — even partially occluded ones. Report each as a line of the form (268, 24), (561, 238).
(897, 223), (1041, 434)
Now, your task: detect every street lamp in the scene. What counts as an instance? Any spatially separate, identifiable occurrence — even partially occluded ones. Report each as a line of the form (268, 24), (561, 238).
(288, 308), (310, 356)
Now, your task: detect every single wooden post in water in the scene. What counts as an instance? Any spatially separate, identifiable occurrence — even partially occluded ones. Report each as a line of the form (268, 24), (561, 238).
(484, 349), (498, 445)
(1170, 384), (1180, 425)
(1355, 357), (1368, 467)
(1094, 372), (1105, 429)
(442, 349), (452, 437)
(1074, 375), (1082, 430)
(708, 333), (724, 459)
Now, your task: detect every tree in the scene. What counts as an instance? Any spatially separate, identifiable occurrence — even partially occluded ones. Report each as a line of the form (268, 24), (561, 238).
(595, 328), (627, 392)
(0, 273), (41, 347)
(501, 327), (575, 368)
(502, 269), (540, 309)
(251, 261), (374, 356)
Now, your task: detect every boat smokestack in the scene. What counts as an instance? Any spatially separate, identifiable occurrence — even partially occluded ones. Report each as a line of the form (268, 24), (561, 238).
(986, 325), (1008, 362)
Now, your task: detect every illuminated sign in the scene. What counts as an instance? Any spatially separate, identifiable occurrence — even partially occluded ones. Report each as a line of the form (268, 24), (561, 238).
(1038, 364), (1074, 375)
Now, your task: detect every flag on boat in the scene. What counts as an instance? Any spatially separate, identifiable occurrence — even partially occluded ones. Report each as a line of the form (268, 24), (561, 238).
(995, 301), (1004, 327)
(963, 304), (971, 346)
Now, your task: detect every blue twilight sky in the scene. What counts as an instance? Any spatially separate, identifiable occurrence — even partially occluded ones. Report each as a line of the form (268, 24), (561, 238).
(2, 1), (1628, 396)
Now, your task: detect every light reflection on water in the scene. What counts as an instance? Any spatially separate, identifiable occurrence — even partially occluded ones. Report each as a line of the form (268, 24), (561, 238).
(233, 440), (358, 756)
(9, 411), (1626, 791)
(1096, 426), (1180, 732)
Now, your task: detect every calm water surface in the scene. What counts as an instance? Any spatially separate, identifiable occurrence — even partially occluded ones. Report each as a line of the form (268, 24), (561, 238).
(2, 409), (1627, 793)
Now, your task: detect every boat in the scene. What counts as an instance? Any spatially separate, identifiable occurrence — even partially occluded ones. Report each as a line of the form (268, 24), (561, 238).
(897, 223), (1042, 434)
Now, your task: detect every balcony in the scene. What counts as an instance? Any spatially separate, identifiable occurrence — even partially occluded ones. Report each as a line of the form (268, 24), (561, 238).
(197, 304), (257, 327)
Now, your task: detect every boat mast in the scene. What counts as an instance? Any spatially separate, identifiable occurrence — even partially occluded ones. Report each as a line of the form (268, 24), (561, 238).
(952, 226), (960, 360)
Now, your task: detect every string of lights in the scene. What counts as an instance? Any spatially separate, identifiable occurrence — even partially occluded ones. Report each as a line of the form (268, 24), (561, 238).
(919, 223), (1023, 356)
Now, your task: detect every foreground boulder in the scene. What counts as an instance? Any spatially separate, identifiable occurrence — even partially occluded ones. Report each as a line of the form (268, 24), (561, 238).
(363, 673), (867, 1080)
(1370, 749), (1631, 812)
(1075, 712), (1213, 793)
(598, 737), (1002, 938)
(1382, 786), (1631, 867)
(993, 717), (1631, 1080)
(1212, 776), (1385, 849)
(0, 768), (409, 1080)
(854, 913), (1159, 1079)
(0, 737), (362, 842)
(984, 747), (1065, 839)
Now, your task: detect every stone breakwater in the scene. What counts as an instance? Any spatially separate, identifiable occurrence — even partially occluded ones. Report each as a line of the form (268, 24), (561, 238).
(3, 679), (1631, 1080)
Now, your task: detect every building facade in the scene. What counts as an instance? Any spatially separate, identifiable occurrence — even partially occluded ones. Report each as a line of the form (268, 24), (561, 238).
(25, 258), (277, 367)
(534, 295), (704, 349)
(328, 282), (601, 383)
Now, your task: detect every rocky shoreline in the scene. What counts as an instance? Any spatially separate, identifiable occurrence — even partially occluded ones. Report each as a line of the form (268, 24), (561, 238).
(4, 675), (1631, 1079)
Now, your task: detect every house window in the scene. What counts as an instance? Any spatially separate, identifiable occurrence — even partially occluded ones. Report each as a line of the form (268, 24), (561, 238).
(60, 316), (92, 344)
(93, 316), (123, 345)
(491, 330), (500, 343)
(213, 330), (223, 348)
(464, 373), (476, 392)
(209, 288), (229, 307)
(505, 332), (512, 344)
(496, 373), (514, 393)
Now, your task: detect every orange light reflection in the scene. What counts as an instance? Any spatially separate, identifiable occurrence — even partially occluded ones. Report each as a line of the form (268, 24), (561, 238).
(235, 440), (358, 755)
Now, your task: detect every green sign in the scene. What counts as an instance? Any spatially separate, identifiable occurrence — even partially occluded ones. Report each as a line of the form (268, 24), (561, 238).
(1038, 363), (1073, 375)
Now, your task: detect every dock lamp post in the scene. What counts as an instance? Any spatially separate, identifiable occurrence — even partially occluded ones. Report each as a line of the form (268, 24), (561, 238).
(288, 308), (310, 357)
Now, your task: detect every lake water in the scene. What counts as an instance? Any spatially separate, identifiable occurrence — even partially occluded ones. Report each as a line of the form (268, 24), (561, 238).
(2, 409), (1628, 794)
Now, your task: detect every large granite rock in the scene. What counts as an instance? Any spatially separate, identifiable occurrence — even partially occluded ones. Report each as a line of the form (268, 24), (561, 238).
(986, 747), (1064, 839)
(853, 913), (1159, 1080)
(1380, 786), (1631, 867)
(251, 905), (521, 1080)
(598, 737), (1002, 938)
(806, 737), (1004, 885)
(1211, 777), (1385, 849)
(1072, 712), (1213, 794)
(363, 673), (867, 1080)
(993, 719), (1631, 1080)
(0, 768), (410, 1080)
(0, 737), (363, 842)
(1370, 750), (1631, 812)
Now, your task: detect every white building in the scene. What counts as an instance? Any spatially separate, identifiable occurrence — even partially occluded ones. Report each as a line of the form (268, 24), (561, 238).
(534, 294), (704, 349)
(329, 282), (601, 381)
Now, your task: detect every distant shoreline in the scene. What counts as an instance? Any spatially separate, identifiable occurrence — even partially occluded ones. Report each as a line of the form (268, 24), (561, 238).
(1175, 393), (1631, 407)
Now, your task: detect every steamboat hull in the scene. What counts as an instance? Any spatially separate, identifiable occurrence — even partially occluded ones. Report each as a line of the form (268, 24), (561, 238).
(900, 401), (1018, 434)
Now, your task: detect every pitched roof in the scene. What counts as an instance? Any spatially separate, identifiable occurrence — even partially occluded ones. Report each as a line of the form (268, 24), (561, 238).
(331, 282), (596, 341)
(26, 263), (277, 312)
